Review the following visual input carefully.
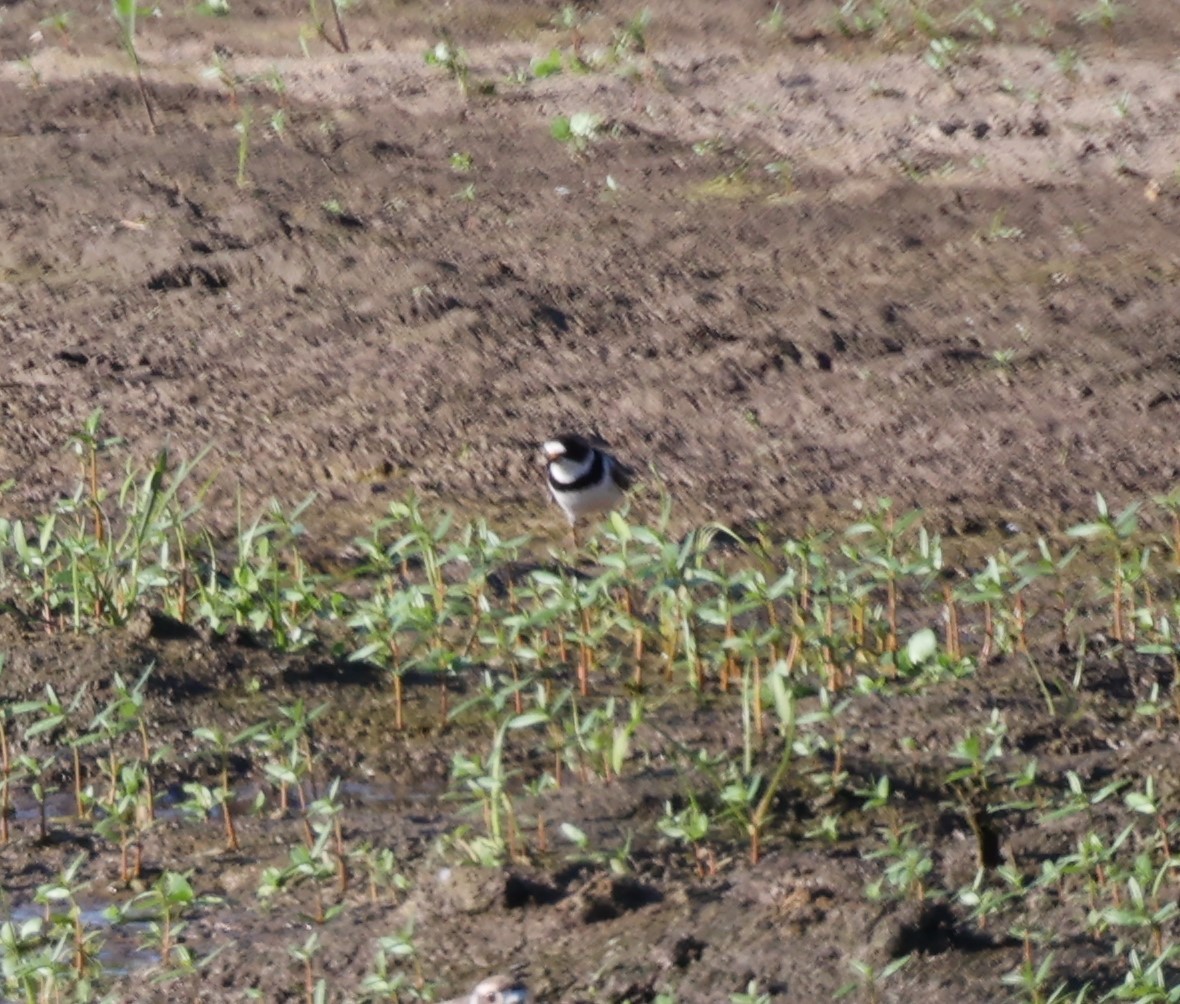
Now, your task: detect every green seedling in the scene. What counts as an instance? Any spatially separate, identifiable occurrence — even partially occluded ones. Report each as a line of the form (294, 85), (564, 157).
(530, 48), (564, 78)
(759, 3), (786, 34)
(236, 105), (252, 187)
(505, 683), (573, 786)
(743, 668), (799, 863)
(9, 737), (61, 844)
(1104, 948), (1175, 1003)
(23, 681), (94, 822)
(197, 494), (322, 649)
(111, 0), (158, 133)
(553, 4), (587, 65)
(556, 696), (640, 783)
(106, 870), (218, 976)
(797, 687), (852, 793)
(39, 12), (78, 53)
(357, 925), (420, 1000)
(833, 0), (890, 37)
(305, 779), (349, 894)
(943, 710), (1010, 869)
(351, 585), (425, 730)
(960, 4), (996, 39)
(959, 864), (1027, 930)
(924, 36), (962, 73)
(348, 844), (409, 906)
(657, 796), (711, 870)
(6, 514), (67, 626)
(287, 930), (326, 1004)
(302, 0), (349, 53)
(447, 719), (519, 864)
(0, 913), (78, 1002)
(86, 665), (159, 826)
(1054, 48), (1081, 78)
(844, 500), (933, 657)
(551, 111), (603, 153)
(865, 823), (933, 902)
(730, 981), (771, 1004)
(259, 820), (345, 926)
(835, 955), (911, 1001)
(92, 760), (153, 883)
(610, 8), (650, 59)
(1076, 0), (1121, 33)
(559, 821), (634, 875)
(0, 656), (13, 845)
(256, 699), (327, 814)
(34, 854), (105, 983)
(1094, 863), (1178, 957)
(982, 211), (1024, 242)
(1067, 493), (1143, 643)
(193, 722), (267, 850)
(18, 424), (209, 630)
(424, 38), (469, 97)
(202, 50), (239, 107)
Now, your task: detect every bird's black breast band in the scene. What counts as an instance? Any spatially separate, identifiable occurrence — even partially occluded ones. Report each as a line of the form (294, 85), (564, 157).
(550, 449), (604, 493)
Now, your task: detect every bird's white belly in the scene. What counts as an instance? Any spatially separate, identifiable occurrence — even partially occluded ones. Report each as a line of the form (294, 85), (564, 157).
(550, 472), (623, 523)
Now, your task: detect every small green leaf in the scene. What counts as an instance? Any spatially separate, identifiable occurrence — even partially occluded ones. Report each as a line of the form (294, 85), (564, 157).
(1124, 792), (1157, 814)
(508, 710), (550, 729)
(531, 48), (563, 78)
(559, 822), (587, 847)
(905, 628), (938, 666)
(568, 111), (601, 139)
(550, 115), (572, 142)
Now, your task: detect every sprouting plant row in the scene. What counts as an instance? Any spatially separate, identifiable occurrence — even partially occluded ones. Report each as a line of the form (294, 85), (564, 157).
(1, 427), (1178, 728)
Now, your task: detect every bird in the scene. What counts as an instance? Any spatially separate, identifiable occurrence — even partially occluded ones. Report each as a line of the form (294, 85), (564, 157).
(541, 433), (633, 534)
(441, 973), (531, 1004)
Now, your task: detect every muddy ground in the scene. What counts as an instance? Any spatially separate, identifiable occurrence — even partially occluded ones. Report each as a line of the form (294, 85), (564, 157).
(2, 0), (1180, 1000)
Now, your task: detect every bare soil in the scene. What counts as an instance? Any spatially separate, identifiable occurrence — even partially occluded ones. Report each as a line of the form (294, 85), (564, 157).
(2, 0), (1180, 1001)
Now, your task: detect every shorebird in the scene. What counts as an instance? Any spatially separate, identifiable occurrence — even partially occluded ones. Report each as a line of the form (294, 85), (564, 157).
(542, 433), (633, 541)
(441, 973), (531, 1004)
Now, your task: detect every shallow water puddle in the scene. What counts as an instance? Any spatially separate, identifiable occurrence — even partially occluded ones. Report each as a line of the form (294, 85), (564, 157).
(4, 901), (158, 978)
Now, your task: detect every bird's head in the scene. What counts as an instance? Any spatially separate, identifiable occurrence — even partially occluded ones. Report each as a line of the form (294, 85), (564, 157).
(542, 434), (592, 465)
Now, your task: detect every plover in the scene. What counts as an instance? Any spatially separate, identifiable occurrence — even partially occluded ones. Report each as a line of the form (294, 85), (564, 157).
(542, 433), (633, 529)
(442, 973), (531, 1004)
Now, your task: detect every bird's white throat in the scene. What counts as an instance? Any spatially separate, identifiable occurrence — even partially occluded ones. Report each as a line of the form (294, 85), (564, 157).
(548, 452), (595, 486)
